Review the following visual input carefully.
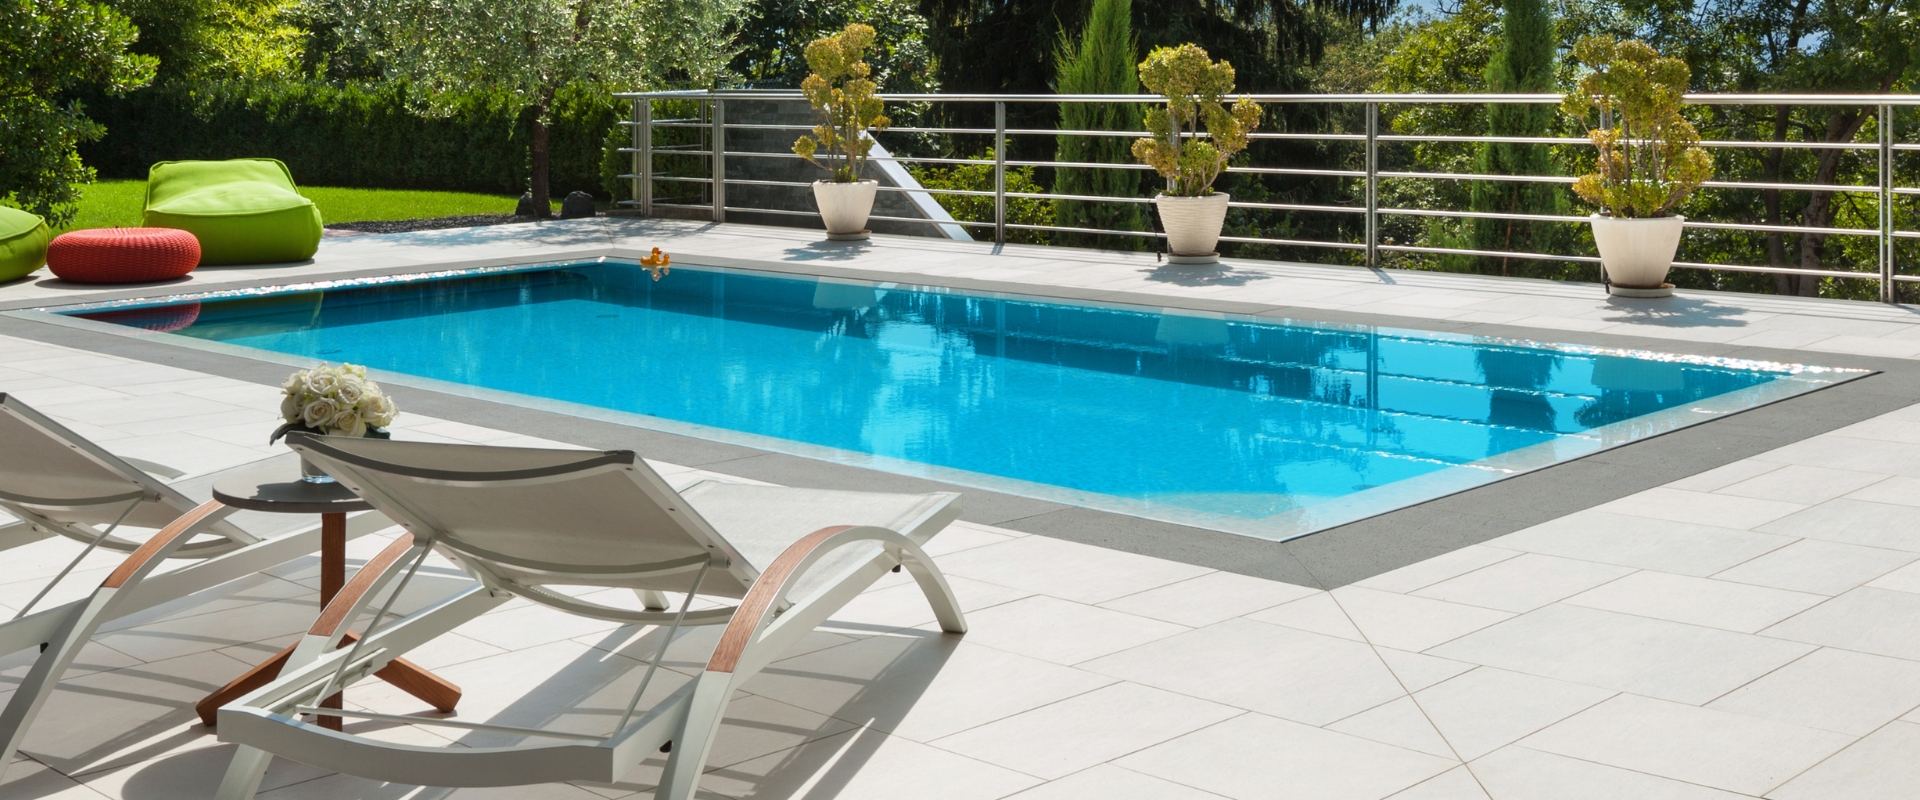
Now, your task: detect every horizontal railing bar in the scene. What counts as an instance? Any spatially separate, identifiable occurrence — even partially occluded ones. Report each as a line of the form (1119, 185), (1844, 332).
(1381, 243), (1600, 263)
(647, 176), (714, 184)
(685, 123), (1901, 152)
(720, 206), (994, 228)
(621, 90), (1920, 106)
(1670, 261), (1881, 278)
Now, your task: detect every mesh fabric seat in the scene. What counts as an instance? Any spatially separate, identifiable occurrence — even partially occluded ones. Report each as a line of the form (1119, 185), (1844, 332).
(0, 394), (390, 780)
(142, 159), (323, 265)
(0, 206), (51, 283)
(214, 435), (968, 800)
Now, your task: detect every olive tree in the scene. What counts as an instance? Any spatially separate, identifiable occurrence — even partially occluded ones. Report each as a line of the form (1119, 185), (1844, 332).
(331, 0), (749, 215)
(1, 0), (156, 225)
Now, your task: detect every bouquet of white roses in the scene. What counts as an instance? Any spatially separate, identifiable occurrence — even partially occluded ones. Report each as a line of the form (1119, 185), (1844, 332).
(270, 363), (398, 443)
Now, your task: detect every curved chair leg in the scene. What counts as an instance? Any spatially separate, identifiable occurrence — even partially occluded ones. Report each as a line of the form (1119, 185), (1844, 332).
(0, 502), (235, 781)
(900, 549), (968, 635)
(656, 671), (735, 800)
(215, 745), (274, 800)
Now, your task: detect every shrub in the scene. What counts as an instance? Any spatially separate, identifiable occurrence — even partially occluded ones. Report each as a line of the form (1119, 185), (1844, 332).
(908, 151), (1054, 244)
(81, 80), (622, 198)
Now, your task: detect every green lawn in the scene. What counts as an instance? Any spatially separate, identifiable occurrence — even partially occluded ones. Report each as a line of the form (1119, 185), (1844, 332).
(57, 180), (542, 231)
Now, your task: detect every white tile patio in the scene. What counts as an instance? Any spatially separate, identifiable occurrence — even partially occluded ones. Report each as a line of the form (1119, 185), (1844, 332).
(3, 220), (1920, 798)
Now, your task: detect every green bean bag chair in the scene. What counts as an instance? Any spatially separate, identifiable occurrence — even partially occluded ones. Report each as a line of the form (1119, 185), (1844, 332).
(143, 159), (323, 265)
(0, 207), (52, 283)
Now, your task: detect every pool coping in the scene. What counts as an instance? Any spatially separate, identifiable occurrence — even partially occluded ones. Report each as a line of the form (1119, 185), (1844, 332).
(2, 233), (1915, 589)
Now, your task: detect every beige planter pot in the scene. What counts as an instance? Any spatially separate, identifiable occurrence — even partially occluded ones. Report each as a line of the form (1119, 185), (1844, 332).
(812, 180), (878, 239)
(1591, 214), (1684, 295)
(1154, 193), (1231, 261)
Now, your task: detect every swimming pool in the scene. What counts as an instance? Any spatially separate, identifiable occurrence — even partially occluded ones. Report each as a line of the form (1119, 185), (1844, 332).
(42, 259), (1864, 541)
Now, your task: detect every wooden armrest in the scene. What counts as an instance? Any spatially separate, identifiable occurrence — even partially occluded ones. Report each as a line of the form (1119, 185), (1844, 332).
(707, 525), (857, 674)
(102, 500), (227, 589)
(309, 533), (417, 638)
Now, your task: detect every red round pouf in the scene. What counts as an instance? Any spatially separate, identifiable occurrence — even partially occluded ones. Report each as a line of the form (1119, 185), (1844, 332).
(47, 228), (201, 284)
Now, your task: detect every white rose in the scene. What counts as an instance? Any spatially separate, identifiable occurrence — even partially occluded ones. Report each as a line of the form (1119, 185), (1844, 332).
(305, 368), (340, 396)
(362, 394), (397, 427)
(279, 392), (302, 423)
(301, 397), (339, 429)
(334, 378), (365, 407)
(346, 364), (368, 378)
(330, 409), (367, 438)
(282, 370), (307, 392)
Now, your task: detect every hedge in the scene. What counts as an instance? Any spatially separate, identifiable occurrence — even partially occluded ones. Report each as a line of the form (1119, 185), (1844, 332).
(80, 80), (626, 199)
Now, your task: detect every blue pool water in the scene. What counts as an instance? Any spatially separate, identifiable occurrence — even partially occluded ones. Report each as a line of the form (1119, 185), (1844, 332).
(59, 260), (1858, 540)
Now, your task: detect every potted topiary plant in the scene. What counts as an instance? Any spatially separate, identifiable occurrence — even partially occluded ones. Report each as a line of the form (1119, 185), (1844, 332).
(793, 23), (890, 241)
(1131, 44), (1261, 264)
(1561, 37), (1712, 298)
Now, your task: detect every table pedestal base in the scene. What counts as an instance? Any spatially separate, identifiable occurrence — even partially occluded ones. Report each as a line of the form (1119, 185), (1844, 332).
(197, 631), (459, 731)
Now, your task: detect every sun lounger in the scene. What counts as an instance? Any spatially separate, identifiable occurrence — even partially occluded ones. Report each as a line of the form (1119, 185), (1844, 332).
(213, 434), (967, 799)
(0, 394), (389, 777)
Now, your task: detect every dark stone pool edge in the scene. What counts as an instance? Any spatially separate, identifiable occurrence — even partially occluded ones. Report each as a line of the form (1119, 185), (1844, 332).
(3, 256), (1913, 590)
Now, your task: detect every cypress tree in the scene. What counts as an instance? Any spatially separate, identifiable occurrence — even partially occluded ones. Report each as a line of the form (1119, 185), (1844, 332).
(1052, 0), (1145, 249)
(1469, 0), (1564, 277)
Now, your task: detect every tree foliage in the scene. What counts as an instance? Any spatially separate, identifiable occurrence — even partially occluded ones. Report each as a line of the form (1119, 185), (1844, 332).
(909, 151), (1055, 244)
(1, 0), (156, 225)
(733, 0), (937, 93)
(1052, 0), (1145, 247)
(1468, 0), (1568, 277)
(326, 0), (748, 213)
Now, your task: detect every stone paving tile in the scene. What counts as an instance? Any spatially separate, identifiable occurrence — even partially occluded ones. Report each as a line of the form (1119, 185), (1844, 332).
(1484, 512), (1796, 576)
(1384, 766), (1490, 800)
(1710, 539), (1917, 595)
(1562, 571), (1827, 633)
(1591, 488), (1809, 530)
(1326, 696), (1454, 757)
(1519, 694), (1853, 796)
(924, 594), (1190, 665)
(1326, 587), (1515, 652)
(1412, 667), (1615, 761)
(1708, 647), (1920, 736)
(1768, 721), (1920, 800)
(1712, 464), (1891, 505)
(1001, 764), (1234, 800)
(1115, 713), (1456, 800)
(1469, 746), (1753, 800)
(931, 682), (1241, 780)
(1761, 587), (1920, 660)
(1350, 546), (1521, 595)
(1411, 554), (1636, 613)
(1429, 604), (1814, 704)
(1097, 571), (1317, 627)
(1082, 618), (1407, 726)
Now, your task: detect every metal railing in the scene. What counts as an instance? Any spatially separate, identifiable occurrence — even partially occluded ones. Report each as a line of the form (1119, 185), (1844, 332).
(615, 90), (1919, 303)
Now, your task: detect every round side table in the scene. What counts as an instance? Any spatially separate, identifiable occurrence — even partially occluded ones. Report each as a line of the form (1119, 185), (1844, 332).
(195, 460), (459, 731)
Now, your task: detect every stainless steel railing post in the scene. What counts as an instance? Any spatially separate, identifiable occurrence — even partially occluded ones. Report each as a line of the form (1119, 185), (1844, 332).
(635, 98), (652, 216)
(1881, 104), (1895, 304)
(994, 102), (1008, 245)
(711, 98), (727, 224)
(1365, 102), (1380, 269)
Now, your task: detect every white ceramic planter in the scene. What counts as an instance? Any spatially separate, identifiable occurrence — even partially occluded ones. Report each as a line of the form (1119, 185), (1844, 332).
(1591, 214), (1684, 294)
(812, 180), (878, 239)
(1154, 193), (1231, 261)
